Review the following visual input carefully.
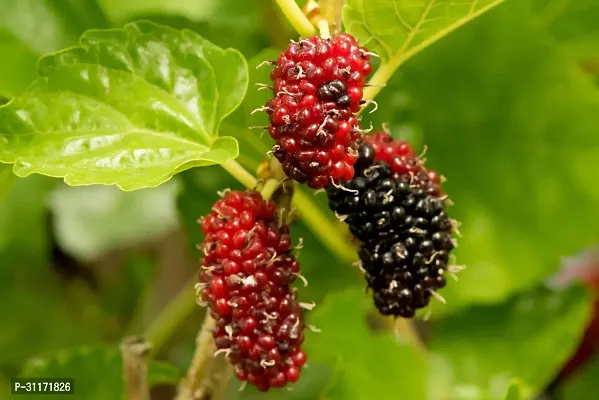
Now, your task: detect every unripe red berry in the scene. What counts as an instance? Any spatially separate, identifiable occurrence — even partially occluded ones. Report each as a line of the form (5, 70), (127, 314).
(261, 34), (374, 188)
(197, 190), (307, 391)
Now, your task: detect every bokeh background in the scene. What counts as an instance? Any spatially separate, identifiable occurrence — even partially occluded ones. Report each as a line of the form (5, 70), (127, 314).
(1, 0), (599, 399)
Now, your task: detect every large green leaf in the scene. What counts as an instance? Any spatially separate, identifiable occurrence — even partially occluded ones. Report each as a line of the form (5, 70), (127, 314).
(0, 31), (38, 98)
(304, 289), (428, 400)
(364, 0), (599, 310)
(0, 21), (247, 190)
(343, 0), (506, 64)
(0, 0), (109, 97)
(99, 0), (218, 24)
(429, 285), (591, 399)
(12, 346), (180, 400)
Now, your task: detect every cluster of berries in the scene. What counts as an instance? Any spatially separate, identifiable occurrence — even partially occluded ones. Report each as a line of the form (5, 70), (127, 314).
(197, 190), (308, 391)
(260, 34), (373, 188)
(197, 31), (460, 392)
(327, 133), (456, 318)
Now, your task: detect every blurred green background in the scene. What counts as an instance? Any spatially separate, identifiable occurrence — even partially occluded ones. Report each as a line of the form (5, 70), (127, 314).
(1, 0), (599, 399)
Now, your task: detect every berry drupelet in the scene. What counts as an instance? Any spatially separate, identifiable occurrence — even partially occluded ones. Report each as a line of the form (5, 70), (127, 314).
(362, 131), (443, 196)
(197, 190), (307, 391)
(261, 33), (373, 188)
(326, 135), (456, 318)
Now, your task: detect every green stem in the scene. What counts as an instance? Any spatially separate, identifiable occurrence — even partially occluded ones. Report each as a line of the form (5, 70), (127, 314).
(221, 159), (258, 189)
(275, 0), (317, 37)
(260, 178), (280, 201)
(319, 0), (346, 35)
(362, 58), (401, 105)
(292, 188), (356, 264)
(145, 276), (197, 357)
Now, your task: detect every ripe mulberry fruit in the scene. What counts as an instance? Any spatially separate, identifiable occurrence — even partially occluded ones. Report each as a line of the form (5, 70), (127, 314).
(260, 33), (373, 188)
(326, 135), (457, 318)
(197, 190), (307, 391)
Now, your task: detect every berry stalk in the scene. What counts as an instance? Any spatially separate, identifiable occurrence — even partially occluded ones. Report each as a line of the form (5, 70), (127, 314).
(175, 314), (218, 399)
(275, 0), (317, 37)
(120, 336), (152, 400)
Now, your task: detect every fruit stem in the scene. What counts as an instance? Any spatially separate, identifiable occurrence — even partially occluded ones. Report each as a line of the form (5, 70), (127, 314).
(317, 19), (331, 39)
(221, 159), (258, 189)
(362, 58), (402, 106)
(220, 160), (356, 264)
(260, 178), (280, 201)
(175, 313), (217, 400)
(275, 0), (317, 37)
(292, 187), (356, 264)
(120, 336), (152, 400)
(319, 0), (346, 35)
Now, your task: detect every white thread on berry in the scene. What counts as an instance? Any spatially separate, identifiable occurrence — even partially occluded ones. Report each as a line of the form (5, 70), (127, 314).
(214, 348), (232, 357)
(256, 60), (275, 69)
(329, 178), (359, 194)
(335, 212), (347, 222)
(260, 360), (276, 368)
(255, 83), (273, 91)
(429, 290), (447, 304)
(299, 301), (316, 310)
(293, 272), (309, 287)
(250, 106), (272, 114)
(361, 99), (378, 113)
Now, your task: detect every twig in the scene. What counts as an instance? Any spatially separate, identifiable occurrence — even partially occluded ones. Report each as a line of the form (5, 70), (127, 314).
(319, 0), (346, 35)
(120, 336), (152, 400)
(175, 313), (217, 400)
(275, 0), (317, 37)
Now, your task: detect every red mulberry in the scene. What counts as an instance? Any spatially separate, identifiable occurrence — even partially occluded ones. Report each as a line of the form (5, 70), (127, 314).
(198, 190), (307, 391)
(326, 136), (457, 318)
(261, 33), (373, 188)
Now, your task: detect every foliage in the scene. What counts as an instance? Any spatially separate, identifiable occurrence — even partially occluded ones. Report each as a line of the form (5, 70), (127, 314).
(0, 0), (598, 399)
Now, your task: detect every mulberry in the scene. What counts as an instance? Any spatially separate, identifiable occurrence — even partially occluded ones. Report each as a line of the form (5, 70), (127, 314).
(260, 33), (373, 188)
(198, 190), (307, 391)
(326, 136), (456, 318)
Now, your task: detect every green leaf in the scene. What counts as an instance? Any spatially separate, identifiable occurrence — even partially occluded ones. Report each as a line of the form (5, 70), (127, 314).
(364, 0), (599, 310)
(0, 21), (247, 190)
(429, 285), (592, 399)
(0, 0), (109, 97)
(343, 0), (506, 64)
(304, 289), (427, 400)
(0, 31), (38, 98)
(13, 346), (180, 400)
(560, 353), (599, 399)
(0, 0), (109, 54)
(99, 0), (219, 24)
(532, 0), (599, 59)
(222, 48), (281, 171)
